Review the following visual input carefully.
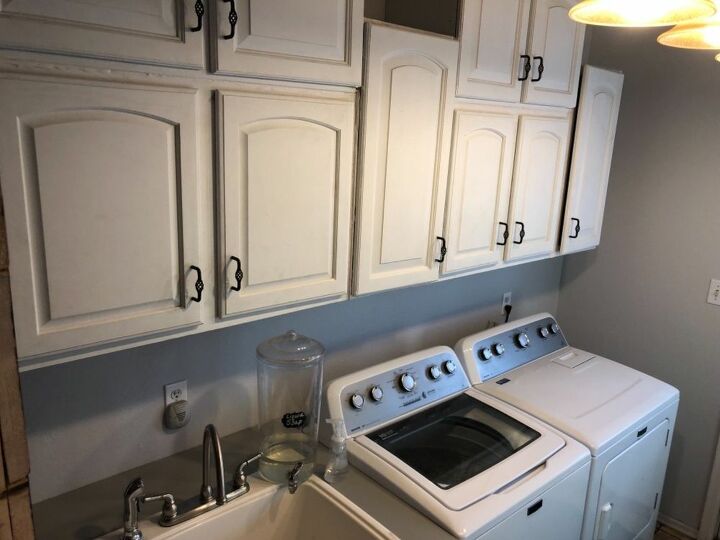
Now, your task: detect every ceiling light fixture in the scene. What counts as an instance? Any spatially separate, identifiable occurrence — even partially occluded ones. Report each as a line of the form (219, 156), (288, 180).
(569, 0), (717, 27)
(658, 12), (720, 48)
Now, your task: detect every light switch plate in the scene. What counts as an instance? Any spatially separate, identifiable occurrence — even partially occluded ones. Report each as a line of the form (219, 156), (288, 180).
(707, 279), (720, 306)
(164, 380), (187, 407)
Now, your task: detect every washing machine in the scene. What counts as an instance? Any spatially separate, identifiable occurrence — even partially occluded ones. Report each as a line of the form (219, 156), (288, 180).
(326, 346), (591, 539)
(455, 313), (679, 540)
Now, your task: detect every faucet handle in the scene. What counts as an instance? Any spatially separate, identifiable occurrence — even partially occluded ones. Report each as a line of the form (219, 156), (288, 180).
(141, 493), (178, 522)
(233, 452), (262, 490)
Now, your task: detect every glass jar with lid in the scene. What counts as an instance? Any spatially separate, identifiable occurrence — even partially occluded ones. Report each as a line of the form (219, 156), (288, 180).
(256, 330), (325, 486)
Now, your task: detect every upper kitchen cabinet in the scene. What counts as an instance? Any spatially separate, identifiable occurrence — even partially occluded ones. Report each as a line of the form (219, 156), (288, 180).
(523, 0), (585, 108)
(217, 87), (355, 317)
(561, 66), (624, 255)
(505, 111), (572, 262)
(442, 106), (518, 275)
(212, 0), (363, 86)
(0, 76), (203, 360)
(354, 22), (457, 295)
(0, 1), (205, 69)
(457, 0), (585, 108)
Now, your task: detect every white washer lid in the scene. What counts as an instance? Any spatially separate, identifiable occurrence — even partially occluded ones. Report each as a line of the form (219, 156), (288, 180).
(477, 348), (679, 455)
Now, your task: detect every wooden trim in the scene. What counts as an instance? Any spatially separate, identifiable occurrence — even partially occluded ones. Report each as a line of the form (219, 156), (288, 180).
(7, 487), (33, 540)
(0, 495), (11, 540)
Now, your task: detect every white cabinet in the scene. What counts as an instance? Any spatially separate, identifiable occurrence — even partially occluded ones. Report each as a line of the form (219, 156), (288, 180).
(0, 0), (205, 69)
(213, 0), (363, 86)
(505, 112), (572, 262)
(457, 0), (585, 108)
(457, 0), (531, 102)
(523, 0), (586, 108)
(0, 76), (203, 359)
(217, 87), (355, 317)
(353, 23), (457, 295)
(561, 66), (624, 255)
(442, 107), (518, 275)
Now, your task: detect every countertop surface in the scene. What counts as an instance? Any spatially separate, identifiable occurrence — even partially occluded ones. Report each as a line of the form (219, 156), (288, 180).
(32, 427), (452, 540)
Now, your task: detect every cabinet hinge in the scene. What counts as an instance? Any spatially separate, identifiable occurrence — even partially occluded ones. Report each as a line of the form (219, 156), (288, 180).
(665, 429), (670, 447)
(653, 492), (659, 510)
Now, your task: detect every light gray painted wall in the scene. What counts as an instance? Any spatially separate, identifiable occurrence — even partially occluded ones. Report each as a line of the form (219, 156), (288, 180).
(23, 258), (563, 502)
(558, 27), (720, 530)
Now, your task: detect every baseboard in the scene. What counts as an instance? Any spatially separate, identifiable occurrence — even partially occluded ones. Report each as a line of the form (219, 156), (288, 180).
(659, 513), (700, 539)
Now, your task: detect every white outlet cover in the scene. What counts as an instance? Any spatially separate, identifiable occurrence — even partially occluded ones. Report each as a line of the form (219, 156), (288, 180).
(164, 380), (187, 407)
(501, 292), (512, 314)
(708, 279), (720, 306)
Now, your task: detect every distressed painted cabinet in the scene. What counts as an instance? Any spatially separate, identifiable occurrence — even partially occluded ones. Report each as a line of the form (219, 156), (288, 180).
(0, 76), (203, 359)
(353, 22), (457, 295)
(442, 106), (518, 275)
(561, 66), (624, 254)
(505, 111), (572, 262)
(217, 87), (355, 317)
(0, 0), (205, 69)
(213, 0), (363, 86)
(457, 0), (585, 108)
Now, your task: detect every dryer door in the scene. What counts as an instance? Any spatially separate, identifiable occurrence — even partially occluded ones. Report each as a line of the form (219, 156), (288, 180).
(593, 420), (671, 540)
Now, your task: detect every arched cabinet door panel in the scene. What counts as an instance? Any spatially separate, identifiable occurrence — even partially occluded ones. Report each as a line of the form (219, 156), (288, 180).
(0, 77), (202, 360)
(354, 22), (457, 295)
(217, 88), (355, 317)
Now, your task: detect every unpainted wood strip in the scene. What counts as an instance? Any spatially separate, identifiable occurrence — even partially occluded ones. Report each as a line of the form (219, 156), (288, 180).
(0, 495), (11, 540)
(7, 487), (33, 540)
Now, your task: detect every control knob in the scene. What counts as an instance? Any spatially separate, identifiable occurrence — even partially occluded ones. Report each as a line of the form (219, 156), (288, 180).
(479, 347), (493, 361)
(493, 343), (505, 356)
(399, 373), (416, 392)
(443, 359), (457, 374)
(515, 332), (531, 349)
(549, 322), (560, 334)
(427, 365), (442, 380)
(538, 326), (550, 339)
(370, 386), (384, 402)
(350, 393), (365, 410)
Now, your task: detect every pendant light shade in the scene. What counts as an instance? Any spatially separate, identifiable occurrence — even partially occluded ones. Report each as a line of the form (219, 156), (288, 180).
(716, 52), (720, 60)
(658, 13), (720, 48)
(569, 0), (717, 27)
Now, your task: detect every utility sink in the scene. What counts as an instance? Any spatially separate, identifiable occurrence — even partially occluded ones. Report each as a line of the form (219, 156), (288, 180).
(126, 476), (398, 540)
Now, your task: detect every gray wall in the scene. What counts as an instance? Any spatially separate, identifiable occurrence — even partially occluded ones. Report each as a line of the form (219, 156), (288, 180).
(558, 27), (720, 530)
(23, 258), (563, 502)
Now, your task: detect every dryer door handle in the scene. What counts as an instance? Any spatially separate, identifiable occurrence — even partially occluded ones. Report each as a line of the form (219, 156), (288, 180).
(596, 502), (613, 540)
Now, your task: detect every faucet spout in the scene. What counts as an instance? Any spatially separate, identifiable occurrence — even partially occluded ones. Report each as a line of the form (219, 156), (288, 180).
(200, 424), (226, 505)
(288, 461), (303, 495)
(122, 477), (144, 540)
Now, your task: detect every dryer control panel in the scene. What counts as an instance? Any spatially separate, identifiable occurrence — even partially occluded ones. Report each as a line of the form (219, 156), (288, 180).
(457, 315), (569, 383)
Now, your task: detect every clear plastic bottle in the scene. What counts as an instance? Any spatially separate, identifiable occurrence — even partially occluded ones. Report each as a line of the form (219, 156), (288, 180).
(323, 418), (349, 484)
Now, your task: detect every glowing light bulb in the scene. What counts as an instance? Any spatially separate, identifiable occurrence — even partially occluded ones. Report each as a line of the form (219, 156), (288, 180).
(569, 0), (716, 27)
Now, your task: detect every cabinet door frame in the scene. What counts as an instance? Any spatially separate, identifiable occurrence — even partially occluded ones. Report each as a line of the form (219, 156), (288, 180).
(522, 0), (585, 108)
(457, 0), (532, 103)
(561, 66), (624, 255)
(0, 75), (203, 359)
(212, 0), (363, 86)
(353, 22), (458, 295)
(442, 105), (518, 276)
(0, 0), (205, 69)
(216, 87), (355, 318)
(505, 110), (572, 262)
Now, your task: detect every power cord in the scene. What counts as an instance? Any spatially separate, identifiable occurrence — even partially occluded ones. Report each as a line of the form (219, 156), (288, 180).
(504, 304), (512, 324)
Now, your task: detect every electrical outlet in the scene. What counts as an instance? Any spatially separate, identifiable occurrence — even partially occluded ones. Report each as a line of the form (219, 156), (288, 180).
(164, 380), (187, 407)
(708, 279), (720, 306)
(501, 292), (512, 314)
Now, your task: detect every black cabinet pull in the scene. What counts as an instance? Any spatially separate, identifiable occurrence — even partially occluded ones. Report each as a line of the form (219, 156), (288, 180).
(569, 217), (581, 239)
(189, 265), (204, 303)
(531, 56), (545, 82)
(513, 222), (526, 245)
(223, 0), (238, 39)
(527, 500), (543, 516)
(435, 236), (447, 263)
(519, 55), (531, 81)
(497, 222), (510, 246)
(190, 0), (204, 32)
(229, 256), (244, 292)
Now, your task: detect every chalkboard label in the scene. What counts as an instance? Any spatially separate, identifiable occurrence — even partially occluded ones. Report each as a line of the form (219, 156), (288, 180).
(282, 411), (306, 429)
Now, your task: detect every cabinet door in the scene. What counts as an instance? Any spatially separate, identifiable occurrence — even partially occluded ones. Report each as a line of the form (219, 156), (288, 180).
(213, 0), (363, 86)
(523, 0), (585, 108)
(443, 108), (518, 275)
(457, 0), (531, 103)
(0, 77), (202, 359)
(505, 113), (571, 262)
(0, 1), (205, 69)
(354, 23), (457, 295)
(218, 89), (355, 317)
(561, 66), (624, 255)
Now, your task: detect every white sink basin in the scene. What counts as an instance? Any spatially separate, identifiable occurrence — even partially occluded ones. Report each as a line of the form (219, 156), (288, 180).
(127, 476), (398, 540)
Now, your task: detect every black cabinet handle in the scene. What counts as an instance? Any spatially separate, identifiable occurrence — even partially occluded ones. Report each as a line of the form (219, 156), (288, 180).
(569, 218), (581, 239)
(531, 56), (545, 82)
(435, 236), (447, 263)
(189, 265), (204, 303)
(519, 55), (531, 81)
(513, 222), (526, 245)
(229, 256), (244, 292)
(190, 0), (204, 32)
(223, 0), (238, 39)
(497, 222), (510, 246)
(527, 499), (543, 516)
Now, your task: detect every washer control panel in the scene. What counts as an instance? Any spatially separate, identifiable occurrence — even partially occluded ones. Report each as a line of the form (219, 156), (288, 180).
(327, 347), (470, 436)
(464, 316), (567, 382)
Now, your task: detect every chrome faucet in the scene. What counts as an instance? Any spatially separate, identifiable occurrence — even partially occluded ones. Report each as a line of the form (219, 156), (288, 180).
(200, 424), (226, 505)
(288, 462), (303, 495)
(122, 478), (144, 540)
